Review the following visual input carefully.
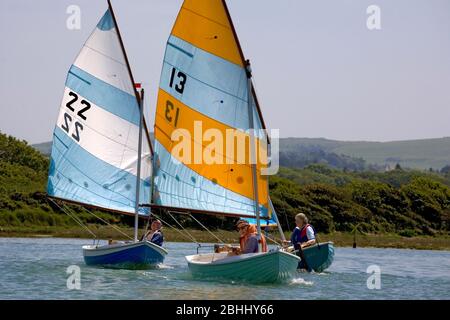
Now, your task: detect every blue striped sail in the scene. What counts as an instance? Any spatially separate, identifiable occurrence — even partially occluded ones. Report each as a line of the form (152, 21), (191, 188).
(242, 217), (278, 228)
(47, 9), (151, 215)
(152, 0), (272, 220)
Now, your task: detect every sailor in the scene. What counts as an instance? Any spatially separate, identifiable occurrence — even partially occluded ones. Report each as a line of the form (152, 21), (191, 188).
(284, 213), (316, 270)
(227, 220), (267, 255)
(291, 213), (316, 249)
(142, 219), (164, 247)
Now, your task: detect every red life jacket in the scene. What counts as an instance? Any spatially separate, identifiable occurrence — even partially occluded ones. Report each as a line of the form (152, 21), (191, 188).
(299, 224), (315, 243)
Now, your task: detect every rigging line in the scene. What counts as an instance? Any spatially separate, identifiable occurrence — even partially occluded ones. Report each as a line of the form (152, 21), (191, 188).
(143, 212), (151, 236)
(188, 213), (224, 244)
(49, 199), (96, 239)
(61, 204), (97, 239)
(82, 207), (133, 240)
(264, 232), (282, 246)
(167, 211), (199, 244)
(60, 204), (94, 236)
(282, 208), (291, 231)
(150, 212), (197, 243)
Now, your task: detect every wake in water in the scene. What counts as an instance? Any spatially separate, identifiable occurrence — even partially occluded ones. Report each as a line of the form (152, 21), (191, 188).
(154, 263), (175, 270)
(290, 277), (314, 286)
(314, 271), (330, 276)
(141, 264), (176, 280)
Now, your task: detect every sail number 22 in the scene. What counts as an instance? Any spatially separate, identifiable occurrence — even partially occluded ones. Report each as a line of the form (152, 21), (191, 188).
(61, 91), (91, 142)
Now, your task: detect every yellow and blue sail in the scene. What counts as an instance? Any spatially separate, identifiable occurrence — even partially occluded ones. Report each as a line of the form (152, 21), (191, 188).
(47, 9), (152, 215)
(153, 0), (271, 219)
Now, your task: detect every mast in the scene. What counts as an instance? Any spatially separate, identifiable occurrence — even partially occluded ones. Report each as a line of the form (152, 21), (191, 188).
(245, 60), (262, 251)
(107, 0), (153, 153)
(223, 0), (273, 249)
(133, 89), (144, 242)
(107, 0), (149, 241)
(221, 0), (269, 145)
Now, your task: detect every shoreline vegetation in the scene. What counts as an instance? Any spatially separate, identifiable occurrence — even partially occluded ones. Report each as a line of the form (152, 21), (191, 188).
(1, 133), (449, 252)
(1, 225), (449, 251)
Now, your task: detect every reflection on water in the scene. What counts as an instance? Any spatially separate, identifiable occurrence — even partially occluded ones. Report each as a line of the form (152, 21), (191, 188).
(0, 237), (449, 299)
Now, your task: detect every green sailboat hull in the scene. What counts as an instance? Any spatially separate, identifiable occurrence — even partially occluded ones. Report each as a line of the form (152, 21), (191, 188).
(301, 242), (335, 272)
(186, 250), (301, 283)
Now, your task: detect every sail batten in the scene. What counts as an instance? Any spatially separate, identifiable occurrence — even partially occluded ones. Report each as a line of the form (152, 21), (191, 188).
(47, 7), (151, 216)
(153, 0), (270, 219)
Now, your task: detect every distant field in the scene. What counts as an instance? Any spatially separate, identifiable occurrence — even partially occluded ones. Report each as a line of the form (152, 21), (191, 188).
(4, 132), (448, 246)
(1, 226), (449, 250)
(31, 141), (52, 156)
(280, 137), (450, 170)
(34, 136), (450, 170)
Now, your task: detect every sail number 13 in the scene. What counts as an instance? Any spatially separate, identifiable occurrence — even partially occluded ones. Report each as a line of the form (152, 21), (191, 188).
(165, 100), (180, 127)
(166, 67), (185, 126)
(169, 67), (187, 94)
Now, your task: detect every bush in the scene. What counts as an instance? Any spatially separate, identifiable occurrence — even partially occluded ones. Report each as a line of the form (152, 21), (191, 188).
(1, 130), (450, 237)
(398, 229), (417, 237)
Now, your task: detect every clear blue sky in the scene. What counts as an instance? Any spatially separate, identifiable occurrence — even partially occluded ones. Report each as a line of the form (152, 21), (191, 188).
(1, 0), (449, 144)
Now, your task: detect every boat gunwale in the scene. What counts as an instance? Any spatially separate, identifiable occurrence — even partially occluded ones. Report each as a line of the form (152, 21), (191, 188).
(82, 240), (168, 256)
(186, 249), (300, 266)
(302, 241), (334, 252)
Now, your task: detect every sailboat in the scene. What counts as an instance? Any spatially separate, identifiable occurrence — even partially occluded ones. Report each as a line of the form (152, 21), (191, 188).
(151, 0), (301, 282)
(47, 1), (167, 269)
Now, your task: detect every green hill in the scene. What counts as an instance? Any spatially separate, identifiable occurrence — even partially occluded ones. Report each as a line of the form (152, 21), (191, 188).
(31, 141), (52, 156)
(1, 132), (448, 240)
(0, 132), (121, 231)
(271, 165), (450, 235)
(35, 136), (450, 171)
(280, 137), (450, 171)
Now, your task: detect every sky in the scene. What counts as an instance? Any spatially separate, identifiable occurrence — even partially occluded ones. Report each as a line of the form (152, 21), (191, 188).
(0, 0), (449, 144)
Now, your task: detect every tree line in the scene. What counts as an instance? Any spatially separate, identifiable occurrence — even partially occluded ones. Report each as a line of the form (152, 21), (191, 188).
(1, 132), (449, 237)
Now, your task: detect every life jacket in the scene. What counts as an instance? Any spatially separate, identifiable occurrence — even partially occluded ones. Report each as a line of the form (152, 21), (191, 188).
(239, 225), (268, 253)
(299, 224), (315, 243)
(150, 230), (162, 241)
(144, 229), (162, 242)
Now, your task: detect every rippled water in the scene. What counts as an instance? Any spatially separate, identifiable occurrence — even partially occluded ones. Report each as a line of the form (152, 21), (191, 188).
(0, 238), (449, 299)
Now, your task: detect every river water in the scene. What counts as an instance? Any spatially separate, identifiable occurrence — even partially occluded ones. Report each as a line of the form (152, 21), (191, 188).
(0, 238), (449, 300)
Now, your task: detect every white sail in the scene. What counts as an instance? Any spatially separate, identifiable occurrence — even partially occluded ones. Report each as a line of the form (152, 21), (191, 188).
(47, 9), (151, 215)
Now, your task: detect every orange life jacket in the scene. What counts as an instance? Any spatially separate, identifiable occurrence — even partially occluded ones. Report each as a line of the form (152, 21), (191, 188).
(239, 225), (268, 253)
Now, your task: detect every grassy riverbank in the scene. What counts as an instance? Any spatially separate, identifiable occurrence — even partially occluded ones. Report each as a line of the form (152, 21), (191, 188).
(1, 225), (449, 250)
(2, 133), (450, 251)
